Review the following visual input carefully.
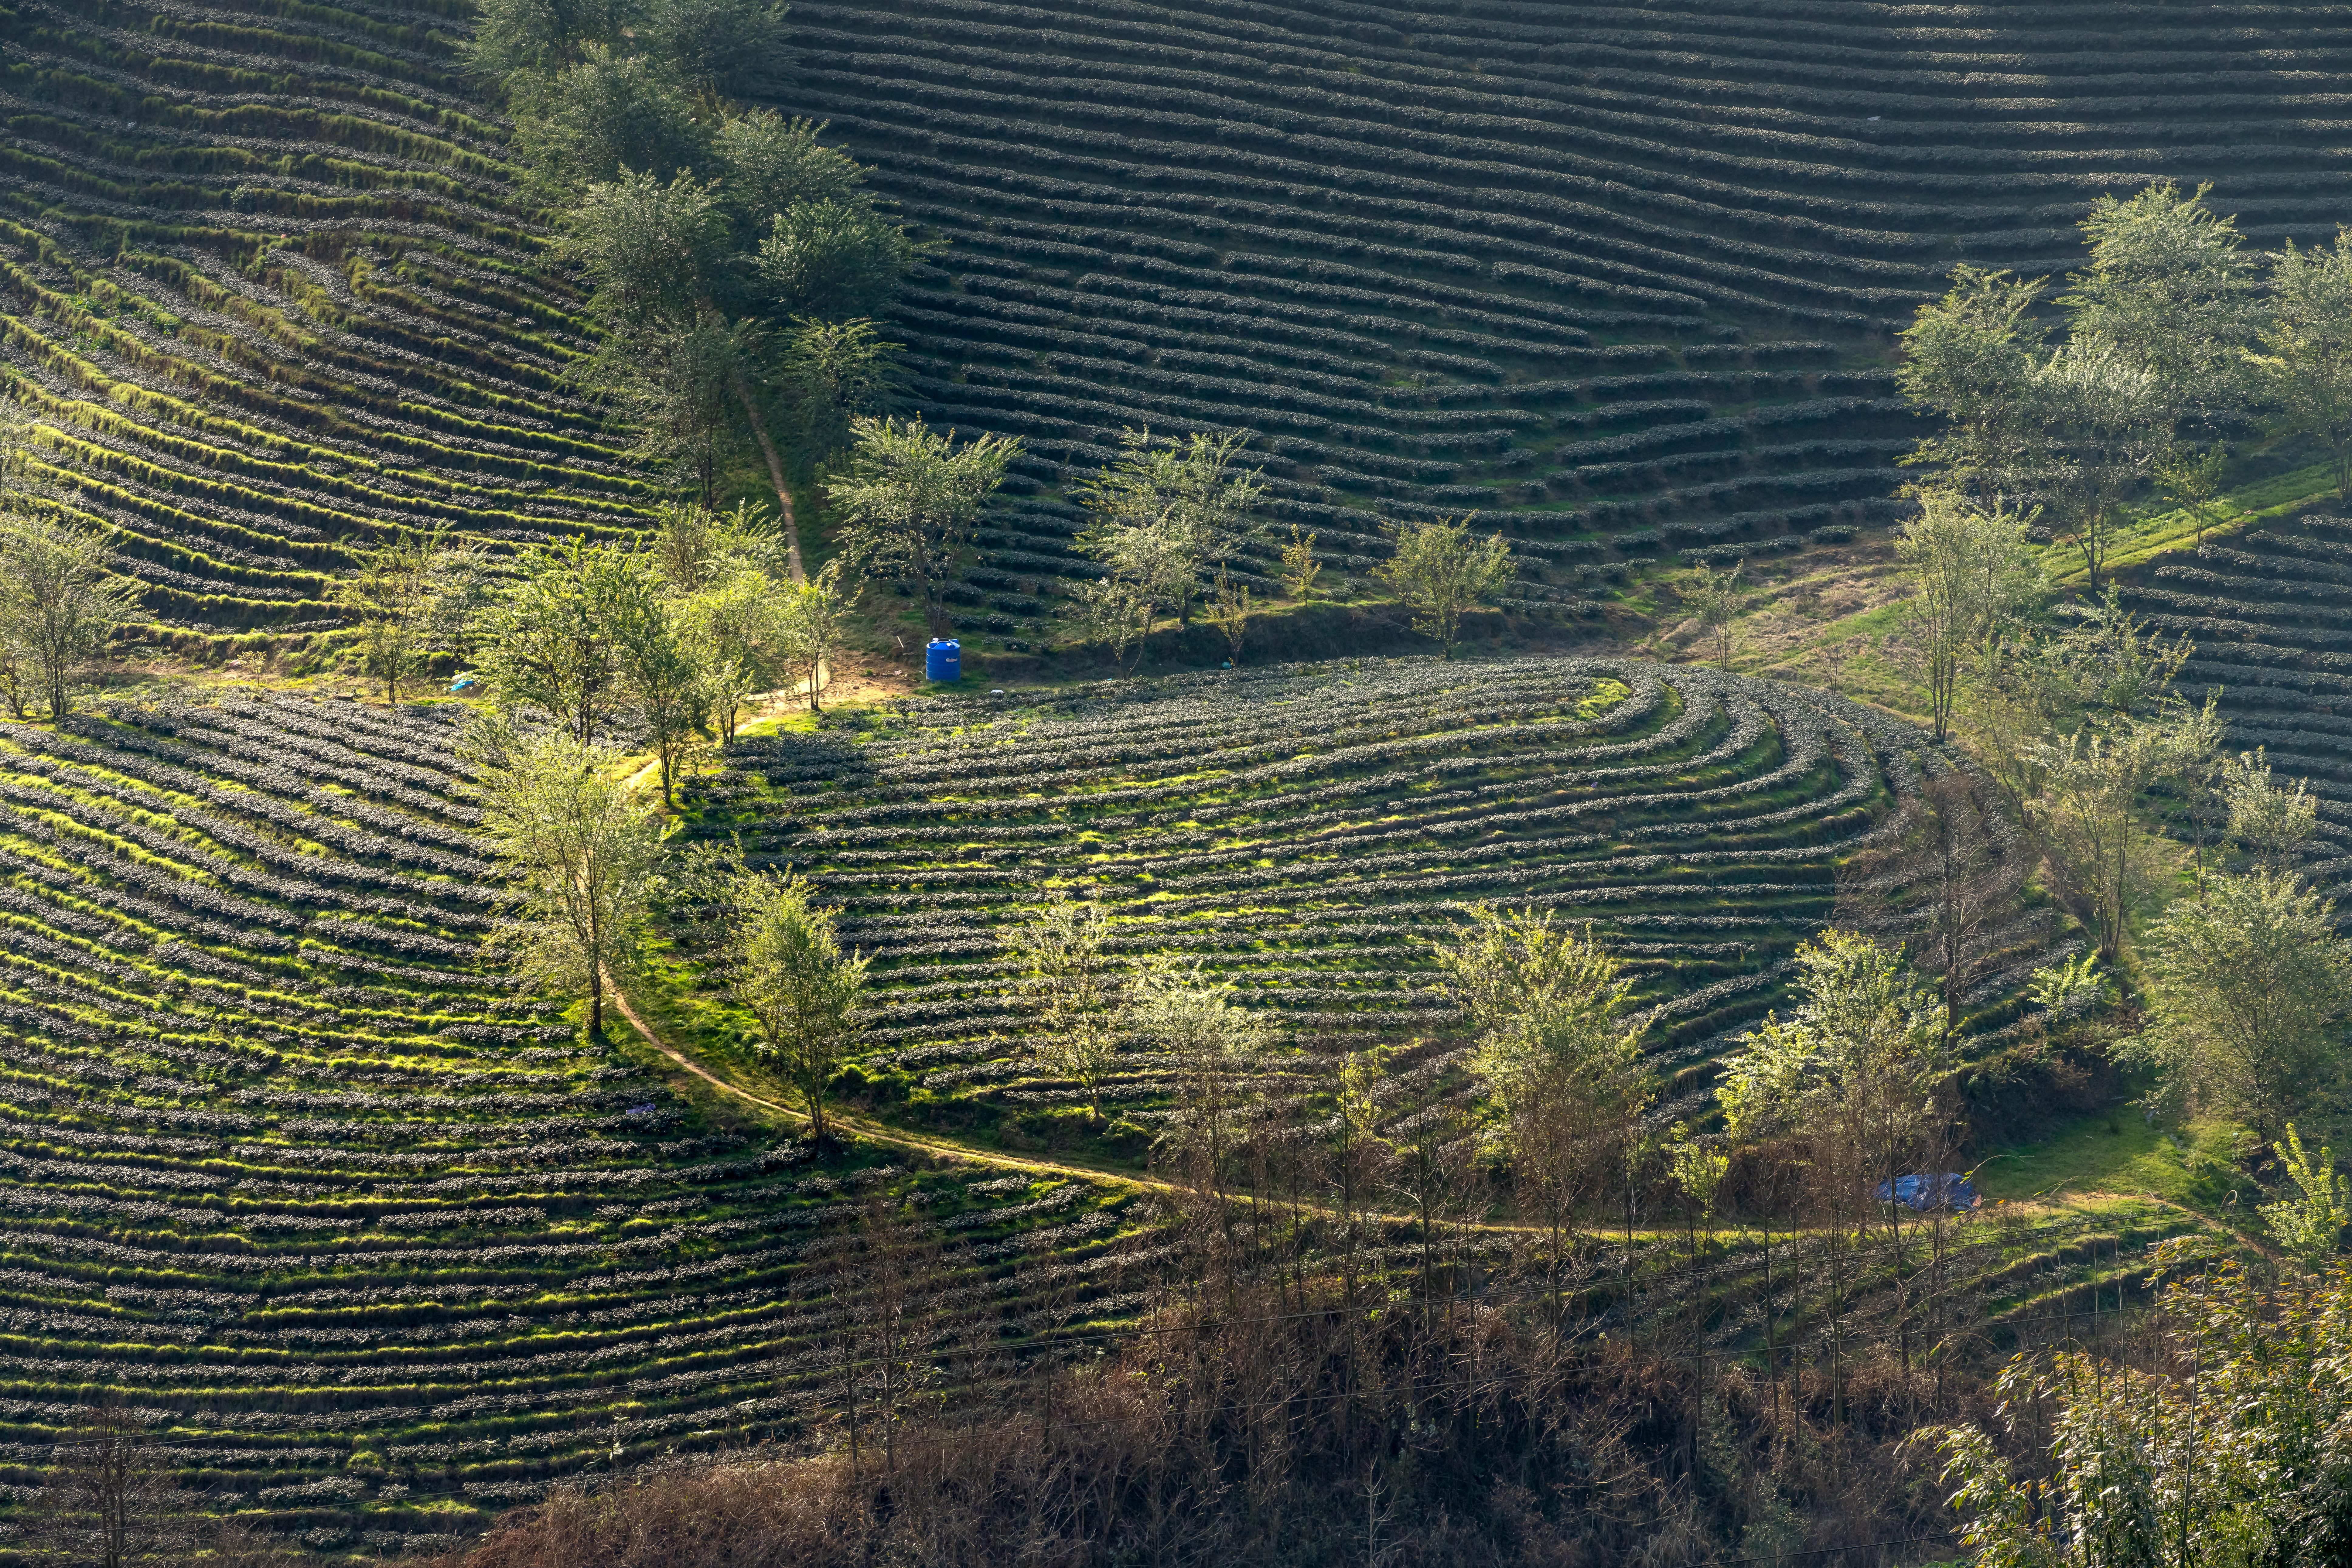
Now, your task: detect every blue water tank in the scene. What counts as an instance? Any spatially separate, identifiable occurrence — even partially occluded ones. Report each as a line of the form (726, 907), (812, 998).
(925, 639), (960, 682)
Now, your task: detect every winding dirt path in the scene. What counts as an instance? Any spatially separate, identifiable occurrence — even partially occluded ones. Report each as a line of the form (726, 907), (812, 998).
(603, 975), (1203, 1197)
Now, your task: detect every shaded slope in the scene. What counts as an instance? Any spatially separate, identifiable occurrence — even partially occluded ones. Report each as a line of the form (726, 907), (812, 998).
(2117, 509), (2352, 891)
(769, 0), (2352, 652)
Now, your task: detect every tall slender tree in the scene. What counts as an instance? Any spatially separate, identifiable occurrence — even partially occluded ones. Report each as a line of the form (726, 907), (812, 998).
(729, 870), (868, 1141)
(1005, 890), (1124, 1124)
(470, 722), (665, 1037)
(1894, 489), (2043, 742)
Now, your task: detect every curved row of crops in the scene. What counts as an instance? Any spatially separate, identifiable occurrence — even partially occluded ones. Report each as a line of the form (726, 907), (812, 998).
(1, 0), (647, 652)
(766, 0), (2352, 620)
(0, 693), (1170, 1553)
(2120, 511), (2352, 888)
(681, 656), (2065, 1131)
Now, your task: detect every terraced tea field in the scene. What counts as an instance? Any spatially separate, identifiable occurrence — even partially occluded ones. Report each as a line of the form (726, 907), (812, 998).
(20, 1), (2352, 662)
(766, 0), (2352, 637)
(1, 0), (644, 653)
(2120, 511), (2352, 890)
(0, 694), (1173, 1553)
(682, 656), (2066, 1132)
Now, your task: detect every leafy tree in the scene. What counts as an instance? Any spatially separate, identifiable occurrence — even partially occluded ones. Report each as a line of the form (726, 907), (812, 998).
(1065, 575), (1155, 675)
(1838, 770), (2029, 1033)
(2263, 1125), (2351, 1269)
(1278, 525), (1321, 601)
(2129, 869), (2352, 1141)
(561, 168), (800, 573)
(508, 46), (707, 189)
(471, 722), (665, 1037)
(0, 511), (138, 721)
(780, 556), (850, 712)
(1964, 590), (2210, 963)
(1128, 959), (1274, 1195)
(2028, 951), (2112, 1020)
(1207, 562), (1252, 665)
(2026, 715), (2204, 966)
(340, 524), (483, 704)
(729, 870), (868, 1142)
(2255, 231), (2352, 502)
(777, 316), (904, 478)
(2061, 179), (2261, 425)
(1374, 515), (1513, 659)
(1430, 905), (1651, 1322)
(562, 167), (730, 328)
(1682, 559), (1747, 671)
(1715, 927), (1947, 1235)
(1933, 1256), (2352, 1568)
(2030, 340), (2172, 591)
(757, 198), (919, 323)
(649, 499), (732, 595)
(686, 565), (789, 742)
(1078, 429), (1265, 630)
(1433, 904), (1644, 1136)
(1895, 264), (2046, 495)
(640, 0), (789, 95)
(831, 415), (1021, 638)
(467, 0), (787, 146)
(0, 398), (47, 719)
(614, 589), (707, 807)
(2155, 440), (2236, 547)
(2225, 747), (2321, 876)
(486, 16), (907, 573)
(472, 535), (658, 746)
(1005, 890), (1123, 1124)
(1717, 929), (1946, 1417)
(2058, 585), (2198, 722)
(559, 173), (758, 514)
(1893, 488), (2043, 742)
(459, 0), (640, 79)
(0, 401), (128, 723)
(712, 112), (868, 227)
(608, 314), (750, 508)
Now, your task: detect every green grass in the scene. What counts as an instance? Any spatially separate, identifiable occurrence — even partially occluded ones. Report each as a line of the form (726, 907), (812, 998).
(1976, 1110), (2261, 1219)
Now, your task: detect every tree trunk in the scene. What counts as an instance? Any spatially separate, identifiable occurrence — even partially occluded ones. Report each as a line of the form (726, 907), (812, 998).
(728, 368), (807, 585)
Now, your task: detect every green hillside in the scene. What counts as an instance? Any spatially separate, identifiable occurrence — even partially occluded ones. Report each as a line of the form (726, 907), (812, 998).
(0, 693), (1173, 1553)
(674, 655), (2069, 1149)
(0, 2), (2343, 1560)
(755, 0), (2352, 659)
(0, 0), (645, 656)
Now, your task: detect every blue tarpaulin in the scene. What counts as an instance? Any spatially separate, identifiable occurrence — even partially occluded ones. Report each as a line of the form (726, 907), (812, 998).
(1874, 1173), (1979, 1211)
